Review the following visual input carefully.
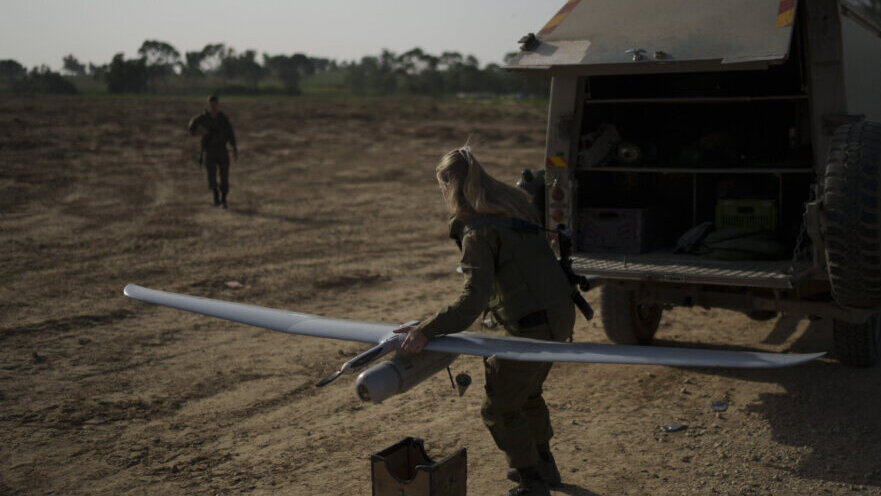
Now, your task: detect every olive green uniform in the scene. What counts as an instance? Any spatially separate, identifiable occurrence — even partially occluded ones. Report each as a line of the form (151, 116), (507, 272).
(188, 110), (237, 196)
(418, 216), (575, 470)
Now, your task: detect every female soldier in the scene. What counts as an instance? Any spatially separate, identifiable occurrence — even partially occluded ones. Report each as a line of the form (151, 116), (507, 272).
(394, 147), (575, 496)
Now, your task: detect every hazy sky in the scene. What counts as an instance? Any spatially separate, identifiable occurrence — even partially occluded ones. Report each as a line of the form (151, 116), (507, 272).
(1, 0), (562, 70)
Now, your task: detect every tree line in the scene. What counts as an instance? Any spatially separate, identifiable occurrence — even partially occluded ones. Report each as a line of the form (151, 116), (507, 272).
(0, 39), (547, 98)
(342, 48), (546, 97)
(0, 60), (78, 95)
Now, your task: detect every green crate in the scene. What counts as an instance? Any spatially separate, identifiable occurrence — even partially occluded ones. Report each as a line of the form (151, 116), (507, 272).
(715, 199), (777, 231)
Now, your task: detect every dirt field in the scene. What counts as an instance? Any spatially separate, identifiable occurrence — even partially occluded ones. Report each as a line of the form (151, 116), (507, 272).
(1, 95), (880, 495)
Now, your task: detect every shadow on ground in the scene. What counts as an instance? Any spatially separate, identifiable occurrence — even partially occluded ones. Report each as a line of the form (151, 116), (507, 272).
(656, 319), (881, 488)
(555, 482), (603, 495)
(229, 207), (337, 226)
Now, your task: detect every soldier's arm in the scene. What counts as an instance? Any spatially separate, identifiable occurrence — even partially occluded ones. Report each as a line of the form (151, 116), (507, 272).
(224, 114), (238, 154)
(187, 115), (203, 136)
(417, 227), (497, 340)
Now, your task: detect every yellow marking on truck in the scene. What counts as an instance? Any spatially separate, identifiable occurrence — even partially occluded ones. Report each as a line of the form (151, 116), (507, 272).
(539, 0), (582, 36)
(546, 156), (568, 168)
(776, 0), (796, 28)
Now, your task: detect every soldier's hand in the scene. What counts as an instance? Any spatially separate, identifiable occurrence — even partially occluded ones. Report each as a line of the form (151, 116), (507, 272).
(190, 125), (208, 137)
(394, 324), (427, 354)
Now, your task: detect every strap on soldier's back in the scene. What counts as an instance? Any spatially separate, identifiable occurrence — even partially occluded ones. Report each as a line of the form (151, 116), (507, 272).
(450, 216), (543, 249)
(462, 216), (545, 237)
(466, 216), (596, 322)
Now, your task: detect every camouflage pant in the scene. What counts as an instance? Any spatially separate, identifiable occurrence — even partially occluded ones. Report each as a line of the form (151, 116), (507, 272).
(204, 151), (229, 195)
(481, 299), (575, 469)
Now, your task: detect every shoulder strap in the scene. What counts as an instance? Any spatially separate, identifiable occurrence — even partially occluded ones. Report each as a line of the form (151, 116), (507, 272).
(462, 216), (545, 236)
(449, 218), (467, 249)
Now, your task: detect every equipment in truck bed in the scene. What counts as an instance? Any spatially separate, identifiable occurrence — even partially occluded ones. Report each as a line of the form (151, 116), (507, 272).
(504, 0), (881, 366)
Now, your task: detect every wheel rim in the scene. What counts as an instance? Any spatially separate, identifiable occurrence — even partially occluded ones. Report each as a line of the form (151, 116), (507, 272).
(636, 303), (661, 324)
(634, 303), (662, 341)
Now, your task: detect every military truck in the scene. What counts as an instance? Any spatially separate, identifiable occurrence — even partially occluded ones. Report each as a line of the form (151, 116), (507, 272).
(507, 0), (881, 366)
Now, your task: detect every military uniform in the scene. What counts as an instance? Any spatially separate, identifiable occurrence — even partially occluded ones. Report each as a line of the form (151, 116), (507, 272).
(188, 110), (237, 205)
(417, 216), (575, 471)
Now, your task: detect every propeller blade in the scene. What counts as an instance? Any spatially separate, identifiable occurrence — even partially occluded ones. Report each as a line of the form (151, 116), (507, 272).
(316, 370), (342, 387)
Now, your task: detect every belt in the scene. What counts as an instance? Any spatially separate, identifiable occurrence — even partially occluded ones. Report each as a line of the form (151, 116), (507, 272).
(518, 309), (548, 328)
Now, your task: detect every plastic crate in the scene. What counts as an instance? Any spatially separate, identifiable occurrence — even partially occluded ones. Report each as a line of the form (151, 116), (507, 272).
(578, 208), (656, 254)
(715, 199), (777, 231)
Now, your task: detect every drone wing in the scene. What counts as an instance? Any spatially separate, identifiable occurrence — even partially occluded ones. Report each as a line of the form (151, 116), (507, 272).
(124, 284), (824, 368)
(123, 284), (392, 344)
(425, 332), (824, 368)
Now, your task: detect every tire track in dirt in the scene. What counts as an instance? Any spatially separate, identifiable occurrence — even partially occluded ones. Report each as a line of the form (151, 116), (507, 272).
(0, 310), (134, 339)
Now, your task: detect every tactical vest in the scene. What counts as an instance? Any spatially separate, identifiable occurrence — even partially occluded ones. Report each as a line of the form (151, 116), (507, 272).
(199, 112), (230, 154)
(450, 216), (572, 330)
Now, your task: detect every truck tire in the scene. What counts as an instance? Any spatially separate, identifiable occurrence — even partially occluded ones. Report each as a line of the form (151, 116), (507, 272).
(833, 315), (881, 367)
(821, 121), (881, 308)
(600, 286), (662, 345)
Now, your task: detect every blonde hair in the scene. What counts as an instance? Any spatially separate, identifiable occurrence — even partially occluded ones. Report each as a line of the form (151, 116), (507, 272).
(436, 148), (539, 223)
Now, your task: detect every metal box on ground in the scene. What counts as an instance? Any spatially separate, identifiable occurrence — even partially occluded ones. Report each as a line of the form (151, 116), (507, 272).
(371, 437), (467, 496)
(715, 199), (777, 231)
(578, 207), (656, 254)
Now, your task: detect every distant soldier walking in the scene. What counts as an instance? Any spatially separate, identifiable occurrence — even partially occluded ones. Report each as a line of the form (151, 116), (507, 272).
(188, 95), (237, 208)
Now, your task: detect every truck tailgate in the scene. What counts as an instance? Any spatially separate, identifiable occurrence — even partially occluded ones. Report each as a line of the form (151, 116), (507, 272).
(572, 251), (813, 289)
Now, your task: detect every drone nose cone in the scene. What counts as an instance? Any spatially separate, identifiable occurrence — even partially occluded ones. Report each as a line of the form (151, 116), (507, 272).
(355, 362), (400, 403)
(355, 351), (458, 403)
(356, 382), (372, 402)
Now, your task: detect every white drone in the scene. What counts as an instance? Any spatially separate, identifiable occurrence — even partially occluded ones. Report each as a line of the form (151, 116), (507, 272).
(124, 284), (824, 403)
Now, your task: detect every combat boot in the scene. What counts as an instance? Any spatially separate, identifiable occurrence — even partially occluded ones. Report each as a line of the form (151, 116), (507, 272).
(506, 444), (561, 487)
(504, 468), (550, 496)
(212, 188), (221, 206)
